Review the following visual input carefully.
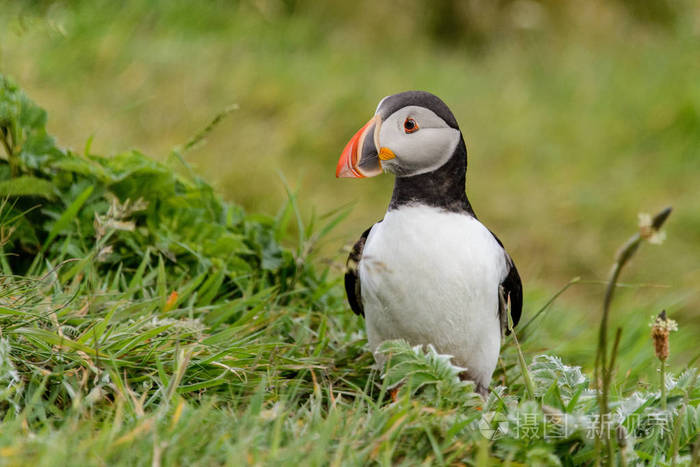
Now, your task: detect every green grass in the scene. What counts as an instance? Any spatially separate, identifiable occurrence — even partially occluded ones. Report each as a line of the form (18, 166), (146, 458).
(1, 1), (700, 464)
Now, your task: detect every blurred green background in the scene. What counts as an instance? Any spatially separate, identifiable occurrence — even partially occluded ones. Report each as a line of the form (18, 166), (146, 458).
(1, 0), (698, 366)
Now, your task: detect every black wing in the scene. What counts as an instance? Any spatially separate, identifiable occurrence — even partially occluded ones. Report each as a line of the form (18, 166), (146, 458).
(344, 225), (375, 317)
(489, 231), (523, 335)
(500, 254), (523, 335)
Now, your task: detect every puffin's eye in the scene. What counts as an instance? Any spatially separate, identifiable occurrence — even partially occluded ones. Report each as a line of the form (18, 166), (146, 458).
(403, 117), (419, 134)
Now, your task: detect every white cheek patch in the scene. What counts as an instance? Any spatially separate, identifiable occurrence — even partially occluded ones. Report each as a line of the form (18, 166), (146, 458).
(397, 128), (461, 176)
(378, 106), (462, 177)
(380, 125), (461, 176)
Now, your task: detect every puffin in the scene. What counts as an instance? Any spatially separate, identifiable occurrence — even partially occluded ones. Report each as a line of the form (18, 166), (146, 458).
(336, 91), (522, 395)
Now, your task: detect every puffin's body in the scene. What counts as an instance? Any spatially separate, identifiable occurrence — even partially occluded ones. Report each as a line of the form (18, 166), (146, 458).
(337, 91), (522, 394)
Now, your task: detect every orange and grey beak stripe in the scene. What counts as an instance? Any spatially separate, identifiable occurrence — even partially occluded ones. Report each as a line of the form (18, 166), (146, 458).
(336, 115), (382, 178)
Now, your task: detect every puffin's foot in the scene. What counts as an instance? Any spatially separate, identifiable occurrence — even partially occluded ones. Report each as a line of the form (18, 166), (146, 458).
(459, 371), (489, 397)
(389, 387), (399, 402)
(474, 383), (489, 397)
(388, 380), (405, 402)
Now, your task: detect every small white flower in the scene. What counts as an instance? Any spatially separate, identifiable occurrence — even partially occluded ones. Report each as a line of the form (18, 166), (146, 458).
(648, 231), (666, 245)
(638, 213), (652, 230)
(648, 314), (678, 332)
(638, 212), (666, 244)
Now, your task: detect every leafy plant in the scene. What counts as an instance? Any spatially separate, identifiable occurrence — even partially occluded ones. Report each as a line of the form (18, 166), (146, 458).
(0, 74), (315, 303)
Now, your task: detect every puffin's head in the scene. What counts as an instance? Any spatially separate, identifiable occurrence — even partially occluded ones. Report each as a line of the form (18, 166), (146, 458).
(336, 91), (462, 178)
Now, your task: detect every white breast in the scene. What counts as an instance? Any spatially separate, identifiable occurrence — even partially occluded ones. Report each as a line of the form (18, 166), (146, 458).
(359, 205), (507, 387)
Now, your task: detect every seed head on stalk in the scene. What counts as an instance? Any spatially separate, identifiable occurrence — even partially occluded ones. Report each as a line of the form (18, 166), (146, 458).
(650, 310), (677, 362)
(650, 310), (677, 412)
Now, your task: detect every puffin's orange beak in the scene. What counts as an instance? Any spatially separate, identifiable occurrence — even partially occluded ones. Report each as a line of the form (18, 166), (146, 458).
(336, 116), (382, 178)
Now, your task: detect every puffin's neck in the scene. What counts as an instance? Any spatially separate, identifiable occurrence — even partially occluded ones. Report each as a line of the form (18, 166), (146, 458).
(388, 138), (474, 215)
